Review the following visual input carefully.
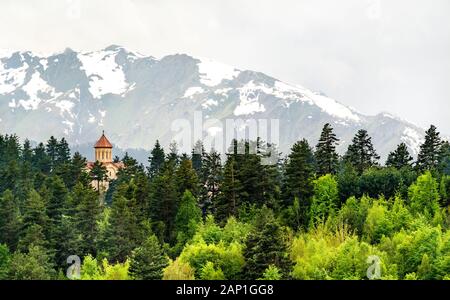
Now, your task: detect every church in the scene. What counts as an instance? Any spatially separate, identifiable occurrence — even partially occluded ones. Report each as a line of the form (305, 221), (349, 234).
(86, 131), (124, 191)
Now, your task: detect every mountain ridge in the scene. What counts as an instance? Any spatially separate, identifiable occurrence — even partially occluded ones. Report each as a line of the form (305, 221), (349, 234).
(0, 45), (434, 163)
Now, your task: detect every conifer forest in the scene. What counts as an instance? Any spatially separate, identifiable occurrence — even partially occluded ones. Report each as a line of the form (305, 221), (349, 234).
(1, 123), (450, 280)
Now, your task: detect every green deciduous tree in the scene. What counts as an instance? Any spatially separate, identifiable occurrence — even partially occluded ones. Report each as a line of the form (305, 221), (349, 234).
(310, 174), (339, 223)
(408, 171), (440, 218)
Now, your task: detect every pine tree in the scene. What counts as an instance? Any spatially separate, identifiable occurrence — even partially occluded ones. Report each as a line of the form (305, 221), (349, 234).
(32, 142), (51, 174)
(282, 139), (315, 226)
(215, 156), (242, 224)
(149, 163), (179, 242)
(192, 140), (205, 176)
(8, 245), (55, 280)
(167, 141), (180, 164)
(22, 189), (49, 234)
(242, 207), (291, 279)
(45, 136), (59, 172)
(344, 129), (380, 174)
(175, 157), (199, 196)
(90, 160), (107, 192)
(386, 143), (413, 169)
(56, 138), (71, 166)
(0, 190), (22, 251)
(68, 152), (91, 189)
(73, 183), (101, 256)
(440, 141), (450, 175)
(129, 235), (168, 280)
(148, 140), (165, 178)
(315, 123), (340, 175)
(416, 125), (444, 171)
(43, 176), (72, 266)
(200, 149), (222, 216)
(105, 193), (140, 262)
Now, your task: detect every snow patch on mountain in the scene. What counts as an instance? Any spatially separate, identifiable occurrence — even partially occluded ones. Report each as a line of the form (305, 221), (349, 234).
(202, 99), (219, 109)
(55, 100), (75, 117)
(19, 72), (60, 110)
(183, 86), (205, 98)
(275, 81), (361, 122)
(78, 49), (129, 99)
(234, 81), (266, 116)
(401, 127), (424, 156)
(198, 58), (240, 86)
(0, 59), (28, 94)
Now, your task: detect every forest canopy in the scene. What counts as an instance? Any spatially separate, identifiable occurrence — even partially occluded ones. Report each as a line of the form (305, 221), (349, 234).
(0, 123), (450, 280)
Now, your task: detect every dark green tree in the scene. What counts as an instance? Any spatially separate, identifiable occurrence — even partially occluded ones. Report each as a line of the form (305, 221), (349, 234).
(149, 162), (178, 242)
(315, 123), (340, 175)
(73, 183), (101, 256)
(416, 125), (443, 171)
(215, 156), (242, 224)
(200, 149), (222, 216)
(0, 190), (21, 251)
(105, 192), (140, 262)
(386, 143), (413, 169)
(90, 160), (107, 192)
(242, 207), (291, 279)
(175, 157), (199, 196)
(191, 140), (205, 176)
(148, 140), (165, 178)
(282, 139), (315, 227)
(129, 235), (168, 280)
(344, 129), (380, 174)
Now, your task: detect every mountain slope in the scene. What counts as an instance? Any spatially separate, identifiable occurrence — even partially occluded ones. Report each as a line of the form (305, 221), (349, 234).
(0, 45), (426, 162)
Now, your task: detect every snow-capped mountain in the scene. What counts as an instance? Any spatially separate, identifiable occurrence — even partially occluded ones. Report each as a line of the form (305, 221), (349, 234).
(0, 45), (426, 162)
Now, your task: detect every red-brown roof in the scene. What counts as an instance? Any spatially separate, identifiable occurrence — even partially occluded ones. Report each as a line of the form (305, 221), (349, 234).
(94, 132), (113, 148)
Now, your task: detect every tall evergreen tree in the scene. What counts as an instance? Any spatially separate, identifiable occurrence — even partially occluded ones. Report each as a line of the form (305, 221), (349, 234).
(129, 235), (168, 280)
(0, 190), (22, 251)
(105, 192), (140, 262)
(149, 162), (178, 242)
(344, 129), (380, 174)
(45, 136), (59, 172)
(73, 183), (101, 256)
(148, 140), (165, 178)
(215, 156), (243, 224)
(386, 143), (413, 169)
(416, 125), (444, 171)
(282, 139), (315, 226)
(32, 142), (51, 174)
(90, 160), (107, 192)
(315, 123), (340, 175)
(200, 149), (222, 216)
(191, 140), (205, 176)
(22, 189), (49, 233)
(175, 157), (199, 196)
(242, 207), (291, 279)
(439, 141), (450, 175)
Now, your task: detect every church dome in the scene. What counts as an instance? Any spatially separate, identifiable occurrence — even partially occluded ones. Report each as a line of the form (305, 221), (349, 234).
(94, 131), (113, 148)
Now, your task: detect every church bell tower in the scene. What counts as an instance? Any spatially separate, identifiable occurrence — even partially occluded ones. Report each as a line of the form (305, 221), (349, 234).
(94, 131), (113, 163)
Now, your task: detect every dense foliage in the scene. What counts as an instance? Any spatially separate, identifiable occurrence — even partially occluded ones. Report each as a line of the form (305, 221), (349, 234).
(0, 124), (449, 280)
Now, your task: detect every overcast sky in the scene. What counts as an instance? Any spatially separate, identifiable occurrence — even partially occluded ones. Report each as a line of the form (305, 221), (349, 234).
(1, 0), (449, 133)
